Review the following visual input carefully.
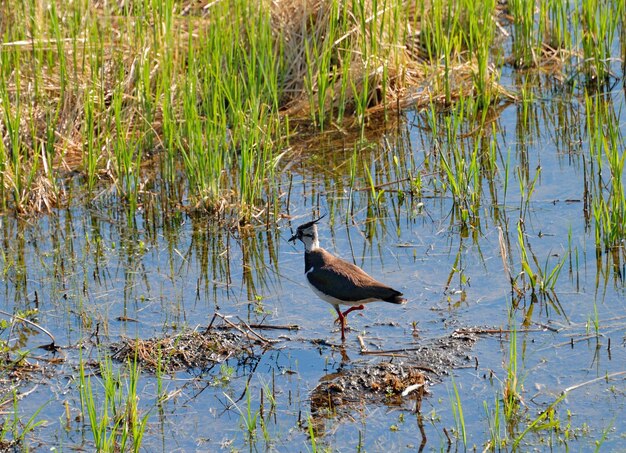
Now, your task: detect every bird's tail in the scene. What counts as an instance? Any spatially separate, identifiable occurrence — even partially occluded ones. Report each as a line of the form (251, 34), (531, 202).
(383, 290), (407, 304)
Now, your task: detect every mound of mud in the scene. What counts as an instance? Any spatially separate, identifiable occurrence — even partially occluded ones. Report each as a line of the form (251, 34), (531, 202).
(310, 330), (478, 432)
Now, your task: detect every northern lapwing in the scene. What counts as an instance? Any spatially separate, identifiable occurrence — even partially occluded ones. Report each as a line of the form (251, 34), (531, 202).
(289, 216), (406, 341)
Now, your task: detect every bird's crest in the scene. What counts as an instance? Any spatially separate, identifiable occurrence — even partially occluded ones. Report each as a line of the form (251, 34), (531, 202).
(296, 214), (326, 231)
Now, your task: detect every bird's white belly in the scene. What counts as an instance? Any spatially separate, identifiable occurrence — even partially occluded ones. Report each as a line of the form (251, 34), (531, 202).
(306, 278), (377, 307)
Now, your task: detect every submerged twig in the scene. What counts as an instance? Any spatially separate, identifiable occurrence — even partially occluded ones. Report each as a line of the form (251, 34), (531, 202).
(0, 309), (56, 349)
(214, 313), (253, 338)
(214, 312), (276, 345)
(236, 317), (278, 344)
(562, 370), (626, 395)
(248, 323), (300, 331)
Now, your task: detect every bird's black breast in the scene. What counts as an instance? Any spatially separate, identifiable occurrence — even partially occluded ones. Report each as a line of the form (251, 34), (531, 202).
(304, 250), (324, 274)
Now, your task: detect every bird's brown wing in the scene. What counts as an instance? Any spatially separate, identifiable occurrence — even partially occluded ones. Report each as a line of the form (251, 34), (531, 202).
(307, 253), (403, 303)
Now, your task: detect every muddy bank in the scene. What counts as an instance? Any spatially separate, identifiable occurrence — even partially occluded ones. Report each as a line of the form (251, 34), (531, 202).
(309, 330), (478, 435)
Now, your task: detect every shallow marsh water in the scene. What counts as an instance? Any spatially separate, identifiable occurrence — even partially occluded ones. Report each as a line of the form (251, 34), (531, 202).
(2, 77), (626, 451)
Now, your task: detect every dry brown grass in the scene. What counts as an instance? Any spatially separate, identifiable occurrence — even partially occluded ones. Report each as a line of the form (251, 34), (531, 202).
(0, 0), (562, 215)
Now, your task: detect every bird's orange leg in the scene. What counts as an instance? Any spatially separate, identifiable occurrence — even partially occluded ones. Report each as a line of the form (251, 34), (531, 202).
(341, 304), (365, 318)
(333, 305), (365, 340)
(333, 306), (347, 341)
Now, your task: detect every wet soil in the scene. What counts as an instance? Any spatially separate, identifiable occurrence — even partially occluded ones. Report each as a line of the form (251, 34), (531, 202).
(310, 330), (477, 416)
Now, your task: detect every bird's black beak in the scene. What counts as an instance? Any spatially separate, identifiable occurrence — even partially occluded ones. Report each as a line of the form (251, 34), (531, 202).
(288, 233), (297, 243)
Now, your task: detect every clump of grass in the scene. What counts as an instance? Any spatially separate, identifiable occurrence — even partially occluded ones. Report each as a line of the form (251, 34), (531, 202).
(222, 378), (280, 450)
(424, 97), (503, 232)
(579, 0), (623, 85)
(502, 322), (523, 434)
(290, 0), (414, 129)
(415, 0), (508, 108)
(483, 396), (504, 450)
(585, 93), (626, 256)
(509, 0), (540, 68)
(78, 353), (150, 452)
(515, 220), (566, 300)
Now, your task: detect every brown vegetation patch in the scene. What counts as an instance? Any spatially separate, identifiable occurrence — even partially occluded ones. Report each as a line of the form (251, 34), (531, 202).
(309, 330), (477, 433)
(111, 326), (264, 373)
(0, 359), (47, 391)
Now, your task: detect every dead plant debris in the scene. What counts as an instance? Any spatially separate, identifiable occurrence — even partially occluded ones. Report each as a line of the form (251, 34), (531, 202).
(310, 330), (478, 426)
(110, 320), (274, 373)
